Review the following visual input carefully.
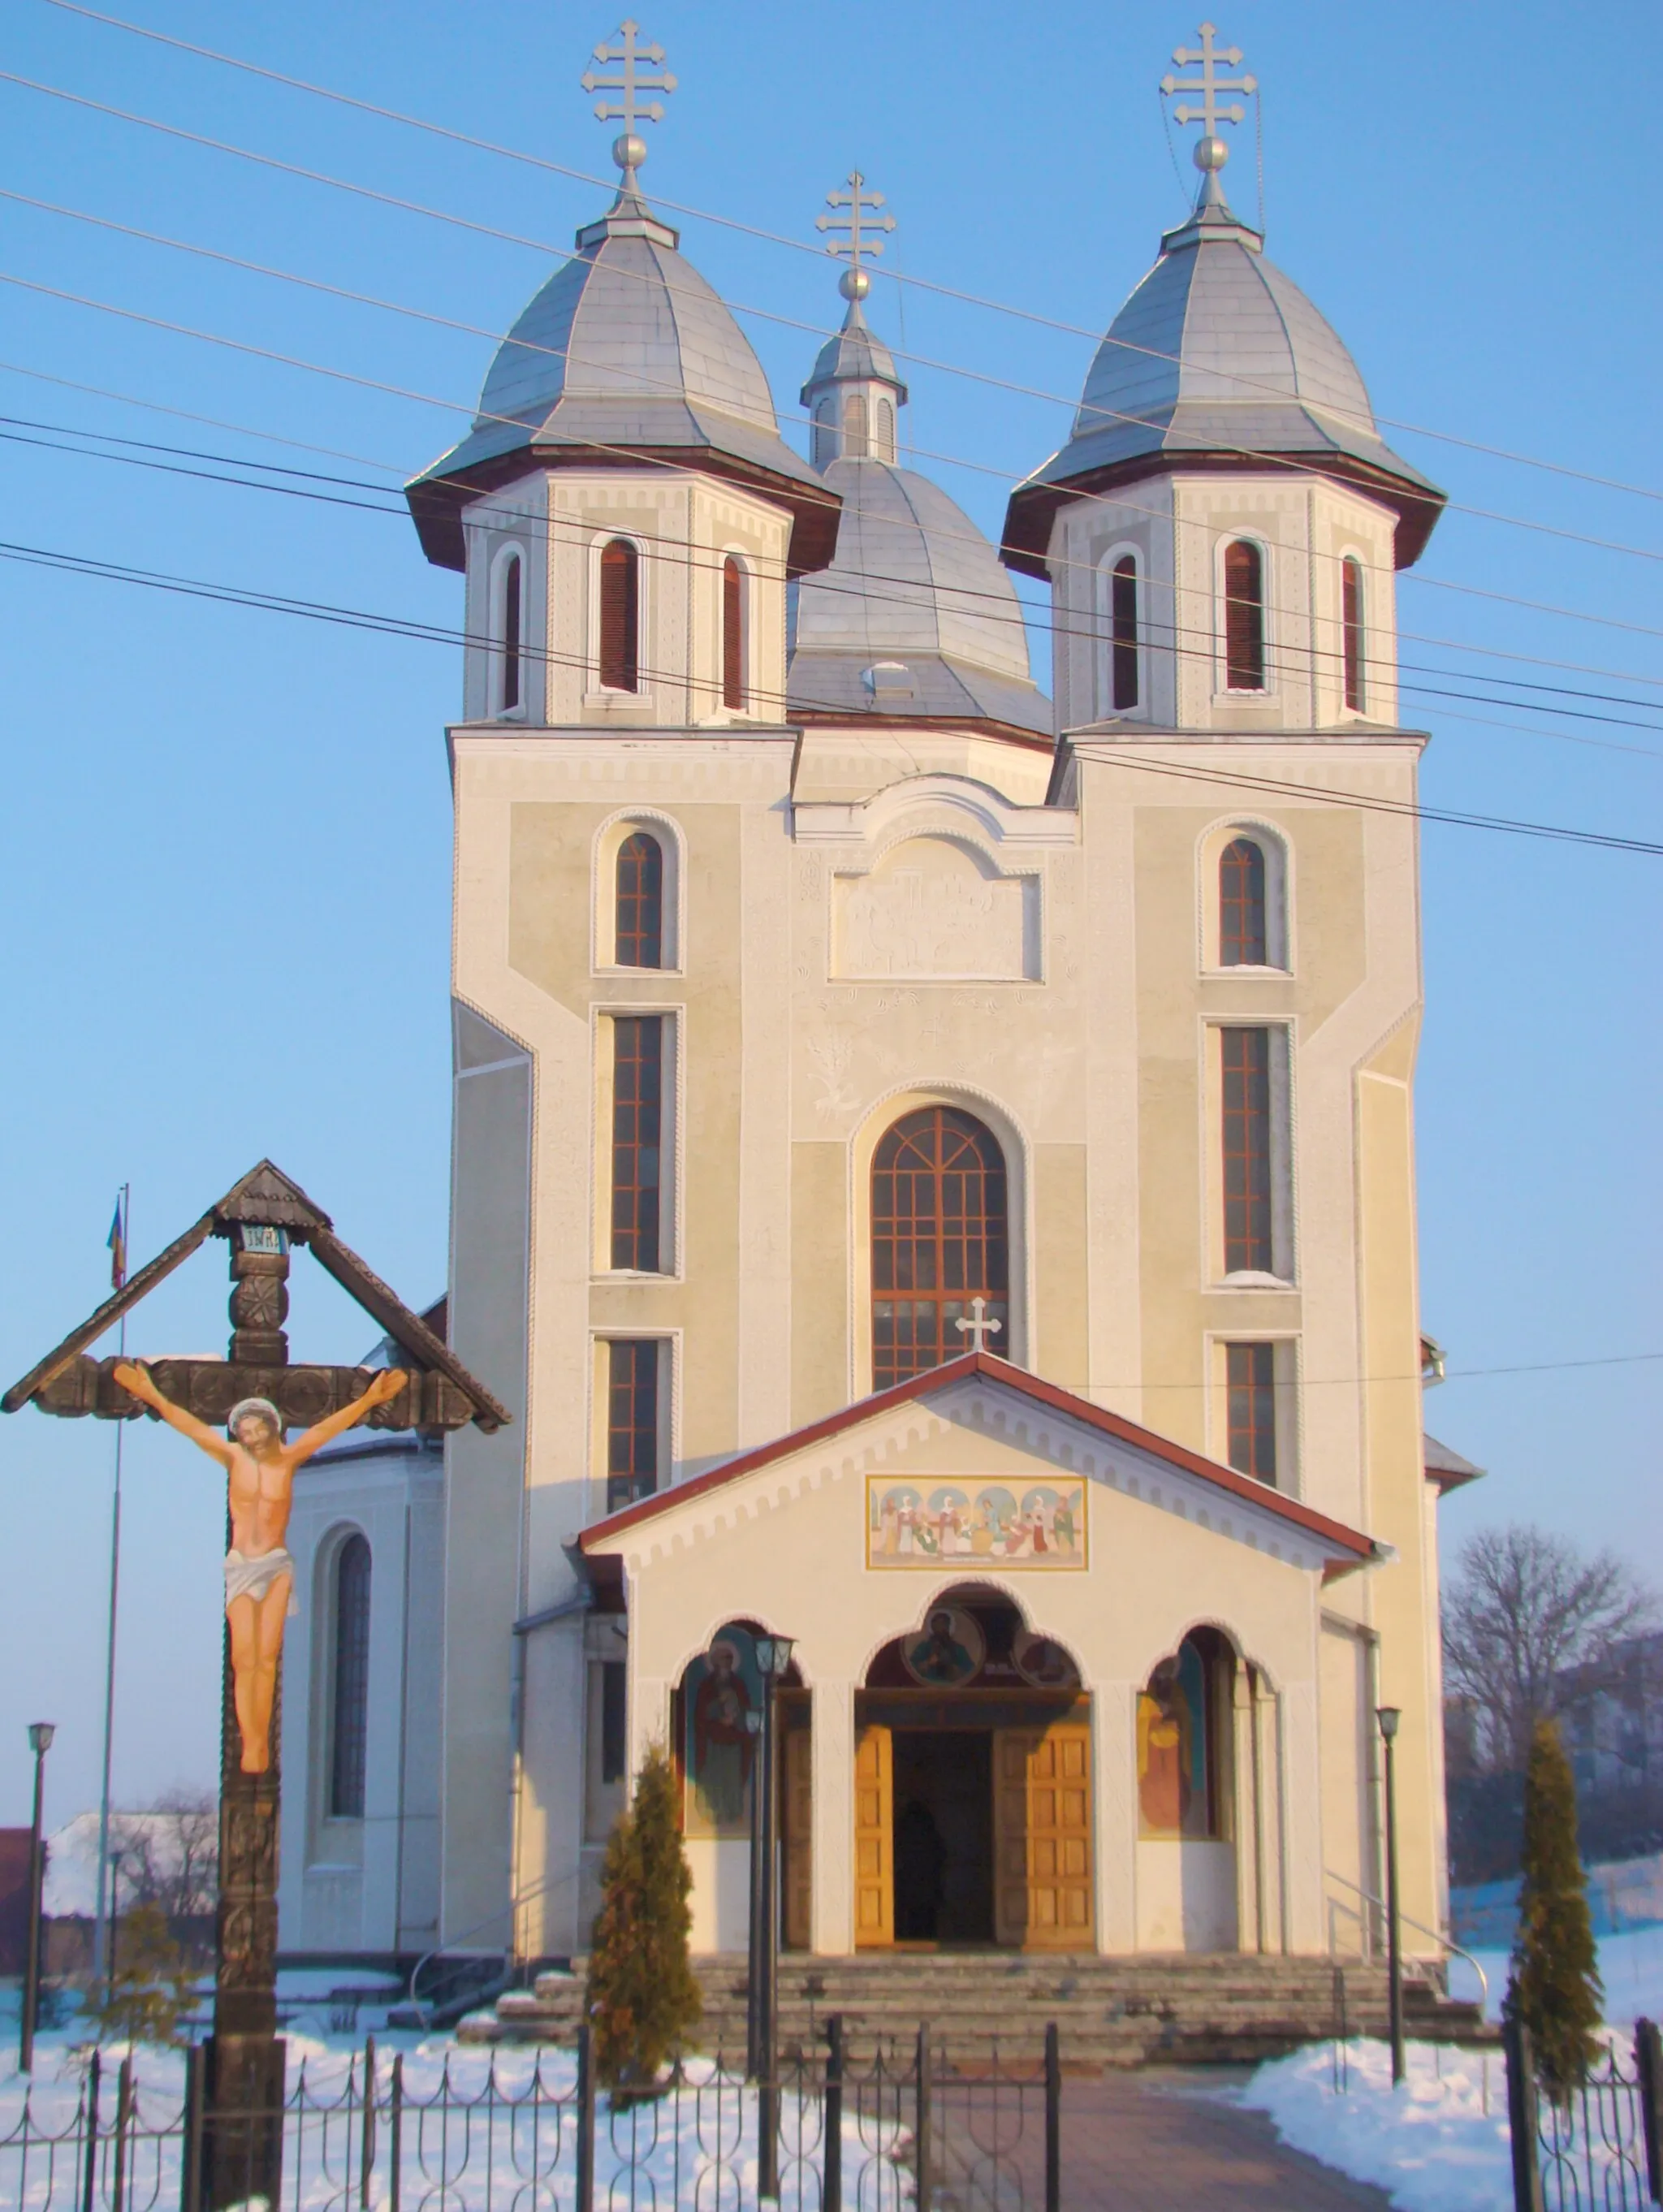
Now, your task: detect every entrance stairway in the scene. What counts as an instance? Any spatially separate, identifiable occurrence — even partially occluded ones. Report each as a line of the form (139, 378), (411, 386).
(463, 1951), (1496, 2068)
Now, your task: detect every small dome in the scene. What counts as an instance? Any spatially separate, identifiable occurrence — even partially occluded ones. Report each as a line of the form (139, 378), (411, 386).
(788, 456), (1051, 735)
(1004, 184), (1444, 577)
(801, 312), (908, 406)
(408, 191), (836, 573)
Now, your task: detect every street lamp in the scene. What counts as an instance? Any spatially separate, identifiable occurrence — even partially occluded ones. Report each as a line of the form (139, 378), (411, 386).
(19, 1721), (56, 2073)
(747, 1634), (795, 2201)
(1376, 1704), (1404, 2086)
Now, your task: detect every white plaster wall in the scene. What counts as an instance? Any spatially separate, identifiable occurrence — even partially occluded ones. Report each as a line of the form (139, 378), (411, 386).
(1134, 1841), (1238, 1951)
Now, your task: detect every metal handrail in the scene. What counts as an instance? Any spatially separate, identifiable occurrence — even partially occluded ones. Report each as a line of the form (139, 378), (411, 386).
(406, 1866), (580, 2024)
(1325, 1869), (1490, 2011)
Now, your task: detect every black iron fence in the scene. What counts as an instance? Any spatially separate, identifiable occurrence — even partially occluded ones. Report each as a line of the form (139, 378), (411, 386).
(2, 2020), (1063, 2212)
(1504, 2016), (1663, 2212)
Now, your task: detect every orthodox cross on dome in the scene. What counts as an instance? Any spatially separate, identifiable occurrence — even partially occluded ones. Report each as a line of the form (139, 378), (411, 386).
(1161, 21), (1256, 180)
(816, 171), (896, 304)
(956, 1297), (1004, 1354)
(582, 19), (676, 182)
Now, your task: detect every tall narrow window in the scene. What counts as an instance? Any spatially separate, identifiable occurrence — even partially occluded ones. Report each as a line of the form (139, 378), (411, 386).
(876, 398), (896, 461)
(1221, 1027), (1273, 1274)
(1110, 554), (1139, 711)
(600, 1659), (628, 1779)
(1223, 539), (1266, 691)
(615, 832), (663, 968)
(842, 392), (869, 460)
(1219, 838), (1268, 966)
(1342, 555), (1365, 711)
(329, 1534), (371, 1820)
(599, 538), (639, 693)
(611, 1016), (663, 1271)
(500, 552), (522, 713)
(606, 1339), (660, 1510)
(1225, 1342), (1277, 1482)
(722, 557), (746, 711)
(814, 400), (836, 469)
(871, 1106), (1009, 1389)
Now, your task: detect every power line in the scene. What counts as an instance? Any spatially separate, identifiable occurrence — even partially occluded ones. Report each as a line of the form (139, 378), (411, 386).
(12, 406), (1663, 763)
(34, 0), (1663, 519)
(9, 84), (1663, 580)
(10, 221), (1663, 737)
(6, 347), (1663, 740)
(5, 529), (1660, 857)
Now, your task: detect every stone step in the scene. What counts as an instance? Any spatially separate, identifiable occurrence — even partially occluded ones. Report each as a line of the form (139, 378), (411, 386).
(465, 1951), (1498, 2059)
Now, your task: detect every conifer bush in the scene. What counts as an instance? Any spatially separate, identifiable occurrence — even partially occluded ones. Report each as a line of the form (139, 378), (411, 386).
(585, 1741), (701, 2092)
(93, 1903), (199, 2046)
(1505, 1717), (1603, 2097)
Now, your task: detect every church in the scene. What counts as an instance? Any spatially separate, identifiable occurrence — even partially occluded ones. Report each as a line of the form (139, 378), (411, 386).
(274, 24), (1479, 1981)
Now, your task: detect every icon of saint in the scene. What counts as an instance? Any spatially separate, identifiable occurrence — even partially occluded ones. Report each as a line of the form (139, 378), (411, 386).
(690, 1638), (754, 1830)
(1138, 1659), (1193, 1834)
(907, 1609), (976, 1686)
(114, 1359), (408, 1773)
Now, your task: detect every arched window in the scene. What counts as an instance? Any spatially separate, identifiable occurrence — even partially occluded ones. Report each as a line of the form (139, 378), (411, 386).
(872, 1106), (1009, 1389)
(599, 538), (640, 693)
(721, 557), (746, 711)
(1110, 554), (1139, 711)
(875, 397), (896, 462)
(1341, 555), (1365, 711)
(842, 392), (869, 460)
(1138, 1631), (1229, 1839)
(1223, 539), (1265, 692)
(329, 1534), (371, 1821)
(615, 831), (663, 968)
(499, 551), (522, 713)
(814, 400), (836, 469)
(1219, 837), (1267, 966)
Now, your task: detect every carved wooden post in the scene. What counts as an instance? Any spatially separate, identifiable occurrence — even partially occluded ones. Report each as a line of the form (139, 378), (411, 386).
(203, 1226), (290, 2212)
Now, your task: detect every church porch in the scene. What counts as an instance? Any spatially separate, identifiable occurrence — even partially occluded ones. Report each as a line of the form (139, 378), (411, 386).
(572, 1354), (1382, 1968)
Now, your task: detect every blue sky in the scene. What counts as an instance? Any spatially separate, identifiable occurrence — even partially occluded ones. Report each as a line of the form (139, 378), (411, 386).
(1, 0), (1659, 1825)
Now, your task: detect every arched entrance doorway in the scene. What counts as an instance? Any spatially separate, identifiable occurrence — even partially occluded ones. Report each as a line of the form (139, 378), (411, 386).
(854, 1588), (1091, 1951)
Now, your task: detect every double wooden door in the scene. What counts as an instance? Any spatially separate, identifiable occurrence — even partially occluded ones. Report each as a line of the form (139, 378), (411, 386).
(854, 1718), (1093, 1950)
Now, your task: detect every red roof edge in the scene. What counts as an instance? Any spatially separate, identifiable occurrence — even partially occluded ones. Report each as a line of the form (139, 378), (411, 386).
(578, 1352), (1379, 1566)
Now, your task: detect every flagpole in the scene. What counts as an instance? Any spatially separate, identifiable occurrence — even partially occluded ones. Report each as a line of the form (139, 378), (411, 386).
(90, 1185), (128, 1993)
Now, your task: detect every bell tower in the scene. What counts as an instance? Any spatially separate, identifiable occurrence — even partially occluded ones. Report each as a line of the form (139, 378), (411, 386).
(800, 175), (909, 466)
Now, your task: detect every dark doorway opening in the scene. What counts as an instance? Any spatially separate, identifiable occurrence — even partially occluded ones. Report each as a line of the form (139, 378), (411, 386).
(892, 1730), (994, 1943)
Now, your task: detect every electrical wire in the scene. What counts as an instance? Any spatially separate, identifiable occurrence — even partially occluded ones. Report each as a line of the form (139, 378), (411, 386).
(8, 86), (1663, 579)
(11, 407), (1663, 763)
(32, 0), (1663, 517)
(4, 529), (1659, 857)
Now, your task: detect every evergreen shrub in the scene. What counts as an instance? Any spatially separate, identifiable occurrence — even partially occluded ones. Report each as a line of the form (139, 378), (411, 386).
(585, 1741), (701, 2093)
(92, 1903), (198, 2046)
(1505, 1717), (1603, 2098)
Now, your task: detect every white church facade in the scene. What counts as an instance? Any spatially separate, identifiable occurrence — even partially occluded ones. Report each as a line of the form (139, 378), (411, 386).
(278, 28), (1477, 1978)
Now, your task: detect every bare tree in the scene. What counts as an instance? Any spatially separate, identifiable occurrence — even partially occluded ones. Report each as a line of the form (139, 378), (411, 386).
(1443, 1524), (1655, 1773)
(110, 1790), (218, 1921)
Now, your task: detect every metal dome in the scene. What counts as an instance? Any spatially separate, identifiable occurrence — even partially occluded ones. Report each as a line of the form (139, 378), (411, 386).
(788, 456), (1052, 735)
(408, 189), (836, 574)
(1004, 180), (1444, 578)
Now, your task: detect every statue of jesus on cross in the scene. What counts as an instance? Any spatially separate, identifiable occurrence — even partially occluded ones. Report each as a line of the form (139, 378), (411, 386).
(113, 1359), (408, 1773)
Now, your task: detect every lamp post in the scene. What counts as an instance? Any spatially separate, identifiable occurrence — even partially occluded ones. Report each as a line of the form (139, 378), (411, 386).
(19, 1721), (56, 2073)
(743, 1705), (764, 2080)
(749, 1634), (794, 2201)
(1376, 1704), (1404, 2086)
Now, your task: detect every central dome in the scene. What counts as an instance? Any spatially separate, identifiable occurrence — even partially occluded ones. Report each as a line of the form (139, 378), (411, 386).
(789, 457), (1051, 736)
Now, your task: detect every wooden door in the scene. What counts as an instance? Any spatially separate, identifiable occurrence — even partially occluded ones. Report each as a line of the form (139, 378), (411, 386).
(993, 1722), (1095, 1950)
(784, 1724), (813, 1951)
(853, 1723), (893, 1947)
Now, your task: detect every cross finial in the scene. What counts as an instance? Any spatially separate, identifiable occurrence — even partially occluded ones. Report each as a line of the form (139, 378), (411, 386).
(955, 1298), (1004, 1356)
(816, 172), (896, 305)
(581, 20), (677, 183)
(1160, 22), (1256, 183)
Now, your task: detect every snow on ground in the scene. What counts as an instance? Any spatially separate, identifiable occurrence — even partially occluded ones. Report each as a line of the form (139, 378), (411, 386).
(0, 2023), (906, 2210)
(1445, 1924), (1663, 2028)
(1245, 1926), (1663, 2212)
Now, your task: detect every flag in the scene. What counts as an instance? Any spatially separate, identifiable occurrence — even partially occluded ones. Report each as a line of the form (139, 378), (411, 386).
(107, 1199), (126, 1291)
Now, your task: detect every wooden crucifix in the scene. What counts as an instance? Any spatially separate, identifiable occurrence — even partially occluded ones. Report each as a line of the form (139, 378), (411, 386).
(2, 1160), (509, 2210)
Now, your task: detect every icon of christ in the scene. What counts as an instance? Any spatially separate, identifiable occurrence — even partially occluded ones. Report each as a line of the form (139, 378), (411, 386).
(114, 1359), (408, 1773)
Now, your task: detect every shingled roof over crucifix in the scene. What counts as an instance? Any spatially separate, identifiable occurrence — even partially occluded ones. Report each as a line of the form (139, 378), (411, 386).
(2, 1158), (509, 1433)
